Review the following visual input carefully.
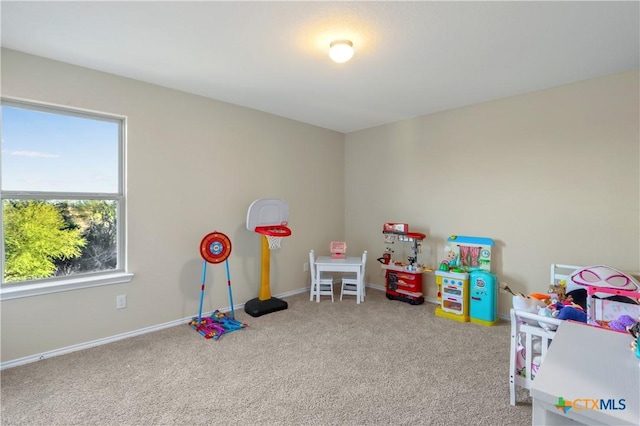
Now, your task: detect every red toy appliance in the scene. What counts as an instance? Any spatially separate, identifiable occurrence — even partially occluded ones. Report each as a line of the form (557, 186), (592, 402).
(381, 223), (428, 305)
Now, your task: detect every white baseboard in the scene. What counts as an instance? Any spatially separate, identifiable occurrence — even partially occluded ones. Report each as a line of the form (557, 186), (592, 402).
(1, 284), (509, 370)
(351, 284), (511, 321)
(1, 287), (309, 371)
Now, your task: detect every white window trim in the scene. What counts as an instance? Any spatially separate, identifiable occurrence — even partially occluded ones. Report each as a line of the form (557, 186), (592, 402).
(0, 272), (134, 300)
(1, 97), (133, 300)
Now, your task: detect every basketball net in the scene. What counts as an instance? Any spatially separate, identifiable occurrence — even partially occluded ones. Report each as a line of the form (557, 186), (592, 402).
(256, 225), (291, 250)
(265, 234), (283, 250)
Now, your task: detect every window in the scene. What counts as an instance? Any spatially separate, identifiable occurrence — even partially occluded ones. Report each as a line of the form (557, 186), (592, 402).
(1, 99), (132, 300)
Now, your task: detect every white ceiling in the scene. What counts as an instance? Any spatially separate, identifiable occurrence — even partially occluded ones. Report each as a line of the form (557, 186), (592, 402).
(1, 1), (638, 133)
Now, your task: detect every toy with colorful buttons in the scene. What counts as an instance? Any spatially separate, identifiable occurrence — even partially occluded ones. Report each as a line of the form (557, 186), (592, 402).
(435, 235), (498, 326)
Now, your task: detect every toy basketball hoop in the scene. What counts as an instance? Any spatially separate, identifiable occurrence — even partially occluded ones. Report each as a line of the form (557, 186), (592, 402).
(255, 224), (291, 250)
(245, 198), (292, 317)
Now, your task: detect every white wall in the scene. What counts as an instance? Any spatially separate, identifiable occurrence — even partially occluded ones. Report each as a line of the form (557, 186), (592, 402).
(2, 49), (638, 364)
(0, 49), (345, 362)
(345, 70), (640, 315)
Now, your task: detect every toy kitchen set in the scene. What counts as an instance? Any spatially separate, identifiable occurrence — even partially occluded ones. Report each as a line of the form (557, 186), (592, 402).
(435, 235), (498, 326)
(379, 223), (432, 305)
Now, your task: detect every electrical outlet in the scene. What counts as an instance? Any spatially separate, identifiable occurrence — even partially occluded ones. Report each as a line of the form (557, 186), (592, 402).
(303, 262), (309, 272)
(116, 294), (127, 309)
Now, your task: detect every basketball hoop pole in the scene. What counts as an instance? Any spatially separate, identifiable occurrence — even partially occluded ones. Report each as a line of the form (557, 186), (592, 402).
(244, 226), (291, 318)
(259, 235), (271, 300)
(245, 198), (292, 317)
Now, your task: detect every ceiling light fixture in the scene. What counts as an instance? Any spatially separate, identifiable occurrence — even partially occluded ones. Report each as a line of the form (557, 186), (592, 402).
(329, 40), (354, 63)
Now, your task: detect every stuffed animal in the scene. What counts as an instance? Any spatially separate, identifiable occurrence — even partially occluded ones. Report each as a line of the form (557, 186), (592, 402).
(537, 306), (559, 331)
(608, 315), (636, 332)
(556, 304), (587, 322)
(512, 295), (546, 325)
(548, 280), (573, 304)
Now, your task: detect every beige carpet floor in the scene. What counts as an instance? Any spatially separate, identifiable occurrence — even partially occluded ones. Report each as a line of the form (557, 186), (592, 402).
(1, 288), (532, 425)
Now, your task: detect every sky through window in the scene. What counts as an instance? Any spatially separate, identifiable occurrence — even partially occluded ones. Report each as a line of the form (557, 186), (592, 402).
(1, 105), (119, 193)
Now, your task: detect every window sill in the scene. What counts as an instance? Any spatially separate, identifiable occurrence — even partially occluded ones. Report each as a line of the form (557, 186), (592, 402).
(0, 272), (134, 301)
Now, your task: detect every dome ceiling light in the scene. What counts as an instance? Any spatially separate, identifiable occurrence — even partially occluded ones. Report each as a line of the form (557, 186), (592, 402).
(329, 40), (354, 63)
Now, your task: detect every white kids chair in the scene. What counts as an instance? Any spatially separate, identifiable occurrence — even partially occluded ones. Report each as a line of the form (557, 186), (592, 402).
(309, 249), (340, 302)
(340, 250), (367, 303)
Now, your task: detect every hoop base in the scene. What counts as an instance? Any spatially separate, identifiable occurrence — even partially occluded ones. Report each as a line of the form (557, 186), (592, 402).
(244, 297), (288, 318)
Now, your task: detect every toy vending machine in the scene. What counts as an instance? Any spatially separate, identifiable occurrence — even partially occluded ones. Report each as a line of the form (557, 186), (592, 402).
(435, 235), (498, 325)
(380, 223), (429, 305)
